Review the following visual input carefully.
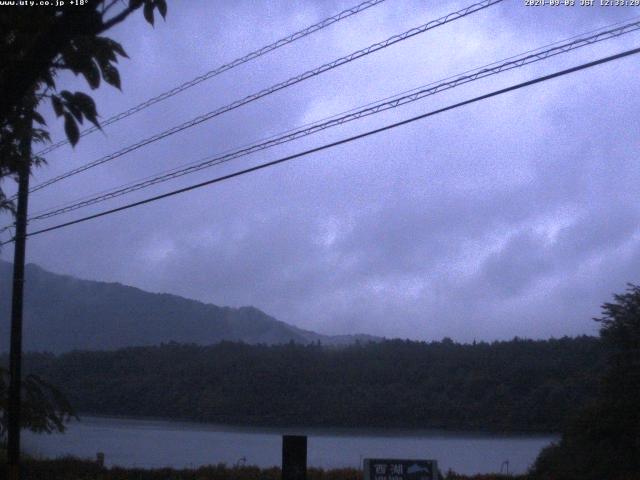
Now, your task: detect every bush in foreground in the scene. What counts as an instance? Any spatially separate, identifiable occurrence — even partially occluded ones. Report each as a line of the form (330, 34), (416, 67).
(0, 456), (524, 480)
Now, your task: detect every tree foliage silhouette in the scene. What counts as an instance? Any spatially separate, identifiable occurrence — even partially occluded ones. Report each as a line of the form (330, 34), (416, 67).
(0, 0), (168, 440)
(0, 366), (75, 442)
(0, 0), (168, 215)
(532, 284), (640, 480)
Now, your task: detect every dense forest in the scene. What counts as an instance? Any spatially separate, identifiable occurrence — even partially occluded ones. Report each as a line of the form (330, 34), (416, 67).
(13, 336), (604, 433)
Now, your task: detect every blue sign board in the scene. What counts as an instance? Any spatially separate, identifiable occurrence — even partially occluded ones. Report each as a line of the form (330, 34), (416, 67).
(363, 459), (438, 480)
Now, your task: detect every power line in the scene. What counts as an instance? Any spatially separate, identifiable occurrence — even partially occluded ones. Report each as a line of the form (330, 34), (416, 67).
(30, 0), (500, 193)
(26, 19), (640, 222)
(4, 45), (638, 245)
(25, 14), (640, 220)
(34, 0), (390, 156)
(26, 0), (502, 195)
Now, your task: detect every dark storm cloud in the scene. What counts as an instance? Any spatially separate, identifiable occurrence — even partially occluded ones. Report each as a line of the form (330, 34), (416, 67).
(2, 0), (640, 341)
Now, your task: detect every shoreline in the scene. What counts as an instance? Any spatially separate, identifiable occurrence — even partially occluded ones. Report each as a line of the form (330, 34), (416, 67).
(74, 412), (561, 439)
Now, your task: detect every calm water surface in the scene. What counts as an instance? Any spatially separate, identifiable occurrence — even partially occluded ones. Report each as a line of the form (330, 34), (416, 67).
(23, 416), (557, 475)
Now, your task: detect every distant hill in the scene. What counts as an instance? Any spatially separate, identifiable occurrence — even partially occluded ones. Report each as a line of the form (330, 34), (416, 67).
(0, 260), (380, 353)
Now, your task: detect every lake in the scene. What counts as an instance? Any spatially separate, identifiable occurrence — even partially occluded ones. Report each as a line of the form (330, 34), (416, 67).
(23, 416), (557, 475)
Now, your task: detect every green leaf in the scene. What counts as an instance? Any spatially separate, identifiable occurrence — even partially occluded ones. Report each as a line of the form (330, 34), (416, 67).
(32, 129), (51, 145)
(102, 64), (121, 90)
(107, 38), (128, 59)
(81, 59), (101, 89)
(51, 96), (64, 117)
(73, 91), (95, 110)
(63, 112), (80, 147)
(156, 0), (167, 19)
(93, 37), (118, 64)
(62, 93), (83, 124)
(32, 111), (46, 126)
(59, 91), (74, 103)
(143, 1), (154, 26)
(32, 154), (48, 167)
(73, 92), (100, 128)
(73, 91), (91, 102)
(129, 0), (144, 8)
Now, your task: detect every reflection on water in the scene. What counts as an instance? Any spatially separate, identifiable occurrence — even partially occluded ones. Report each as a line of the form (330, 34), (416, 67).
(23, 416), (557, 475)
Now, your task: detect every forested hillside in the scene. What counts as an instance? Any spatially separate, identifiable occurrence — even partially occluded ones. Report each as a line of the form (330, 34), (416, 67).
(17, 336), (604, 432)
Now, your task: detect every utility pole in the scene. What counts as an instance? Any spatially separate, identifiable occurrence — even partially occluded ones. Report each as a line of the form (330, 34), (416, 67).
(7, 112), (32, 480)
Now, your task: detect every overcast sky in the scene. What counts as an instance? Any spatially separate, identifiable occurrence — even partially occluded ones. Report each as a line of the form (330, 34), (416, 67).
(2, 0), (639, 342)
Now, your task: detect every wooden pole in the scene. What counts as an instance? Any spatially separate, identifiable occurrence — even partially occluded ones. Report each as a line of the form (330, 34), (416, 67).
(7, 113), (32, 480)
(282, 435), (307, 480)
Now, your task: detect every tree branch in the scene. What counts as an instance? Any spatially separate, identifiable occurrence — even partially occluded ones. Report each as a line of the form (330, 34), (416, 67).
(99, 4), (137, 33)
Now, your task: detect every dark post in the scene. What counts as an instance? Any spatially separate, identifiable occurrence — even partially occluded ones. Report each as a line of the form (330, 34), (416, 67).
(282, 435), (307, 480)
(7, 114), (32, 480)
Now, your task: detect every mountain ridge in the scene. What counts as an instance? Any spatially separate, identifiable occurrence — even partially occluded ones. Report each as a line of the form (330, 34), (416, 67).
(0, 260), (381, 353)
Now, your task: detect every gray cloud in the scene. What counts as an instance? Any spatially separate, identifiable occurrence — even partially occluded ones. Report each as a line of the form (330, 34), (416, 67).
(2, 0), (640, 342)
